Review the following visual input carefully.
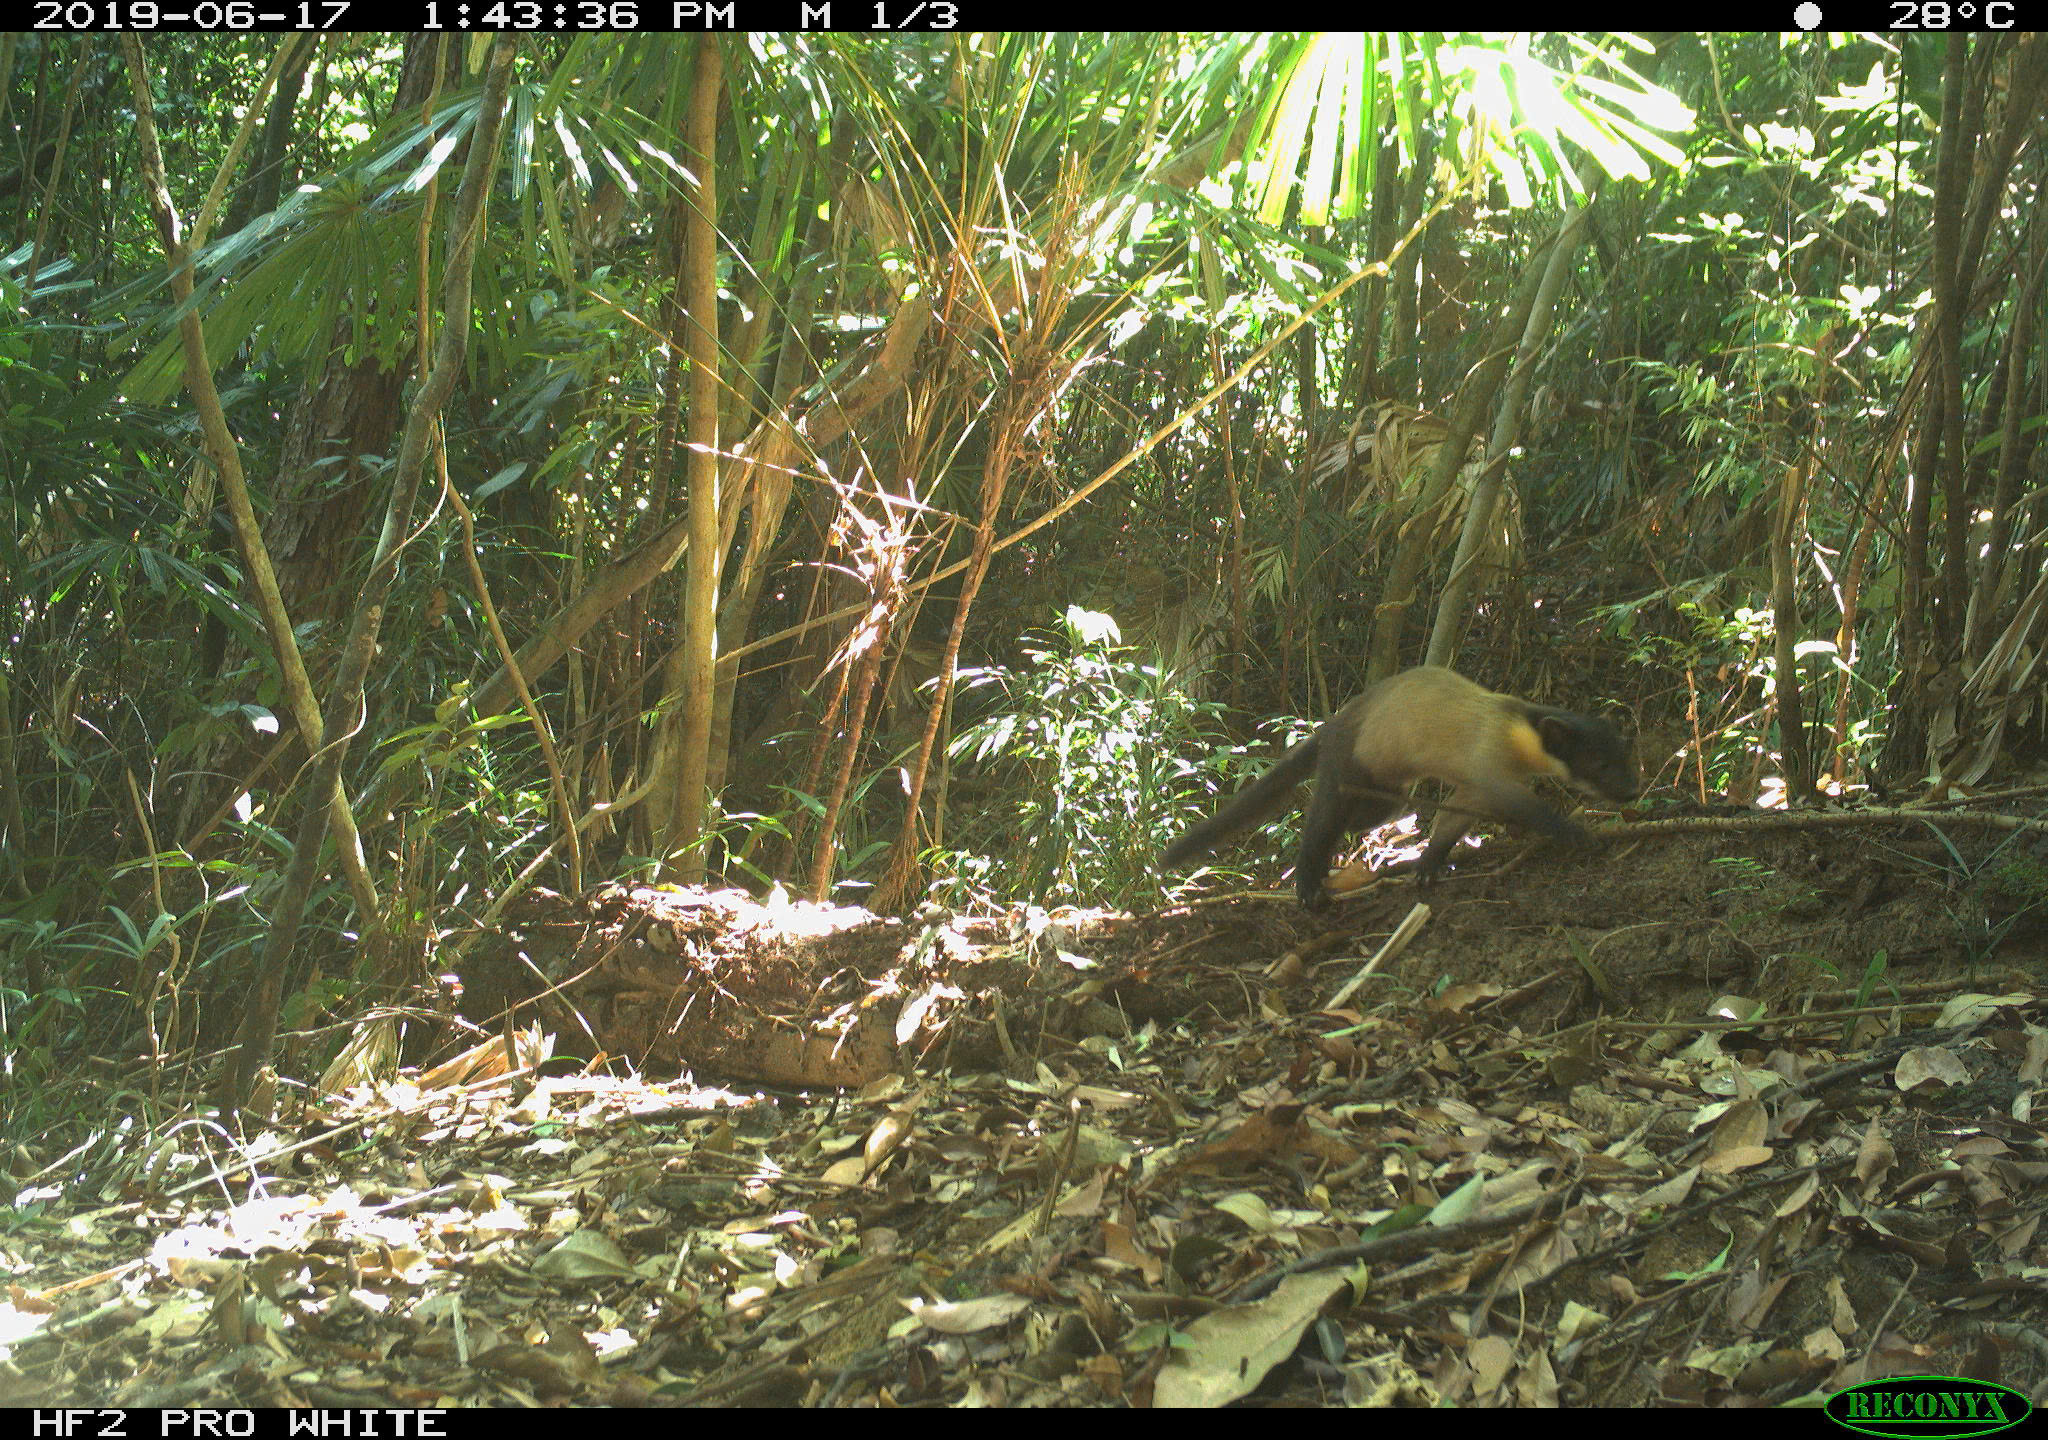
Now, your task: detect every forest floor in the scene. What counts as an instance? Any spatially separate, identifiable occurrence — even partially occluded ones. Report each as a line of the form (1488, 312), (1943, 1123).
(8, 812), (2048, 1408)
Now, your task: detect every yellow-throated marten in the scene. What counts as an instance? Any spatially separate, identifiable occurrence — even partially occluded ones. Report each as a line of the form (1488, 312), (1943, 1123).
(1161, 666), (1640, 908)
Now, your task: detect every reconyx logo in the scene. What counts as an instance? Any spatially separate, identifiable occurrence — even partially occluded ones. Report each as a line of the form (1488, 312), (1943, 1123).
(1825, 1376), (2030, 1438)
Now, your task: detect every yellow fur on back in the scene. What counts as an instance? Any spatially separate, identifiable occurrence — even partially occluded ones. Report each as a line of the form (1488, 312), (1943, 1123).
(1344, 668), (1561, 792)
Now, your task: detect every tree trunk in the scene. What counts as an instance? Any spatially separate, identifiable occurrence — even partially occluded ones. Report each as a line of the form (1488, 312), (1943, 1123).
(1366, 240), (1550, 682)
(220, 36), (518, 1111)
(661, 36), (725, 880)
(1426, 201), (1591, 668)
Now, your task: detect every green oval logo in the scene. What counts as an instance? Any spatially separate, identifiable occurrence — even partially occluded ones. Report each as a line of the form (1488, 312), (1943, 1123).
(1825, 1376), (2031, 1439)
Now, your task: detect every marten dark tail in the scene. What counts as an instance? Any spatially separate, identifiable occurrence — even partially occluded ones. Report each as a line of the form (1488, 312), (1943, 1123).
(1160, 732), (1323, 868)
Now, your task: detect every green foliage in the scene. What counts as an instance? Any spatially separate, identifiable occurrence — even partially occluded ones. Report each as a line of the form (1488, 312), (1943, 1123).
(1242, 34), (1690, 226)
(0, 921), (94, 1097)
(1706, 854), (1773, 897)
(1848, 948), (1894, 1023)
(1986, 854), (2048, 912)
(935, 607), (1234, 908)
(1890, 821), (2048, 974)
(4, 30), (2034, 1109)
(1635, 600), (1888, 796)
(1706, 855), (1821, 920)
